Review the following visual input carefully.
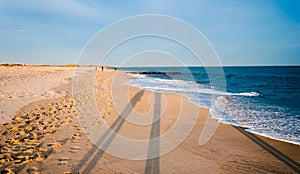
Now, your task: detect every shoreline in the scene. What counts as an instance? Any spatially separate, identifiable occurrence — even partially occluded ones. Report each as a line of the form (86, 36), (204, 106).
(124, 68), (300, 145)
(123, 70), (300, 147)
(99, 69), (300, 169)
(121, 70), (300, 162)
(0, 66), (299, 173)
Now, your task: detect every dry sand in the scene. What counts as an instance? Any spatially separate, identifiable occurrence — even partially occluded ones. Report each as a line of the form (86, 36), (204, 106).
(0, 66), (299, 173)
(0, 66), (74, 123)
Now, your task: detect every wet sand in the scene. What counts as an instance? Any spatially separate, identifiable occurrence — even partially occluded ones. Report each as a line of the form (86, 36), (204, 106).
(0, 66), (299, 173)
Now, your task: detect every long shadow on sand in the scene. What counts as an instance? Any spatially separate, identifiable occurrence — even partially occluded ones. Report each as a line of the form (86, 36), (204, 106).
(71, 90), (145, 173)
(144, 92), (161, 174)
(234, 126), (300, 173)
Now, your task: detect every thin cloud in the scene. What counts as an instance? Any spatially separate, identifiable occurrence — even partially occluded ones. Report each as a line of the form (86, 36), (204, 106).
(42, 0), (103, 18)
(0, 29), (35, 32)
(1, 0), (114, 21)
(219, 6), (234, 14)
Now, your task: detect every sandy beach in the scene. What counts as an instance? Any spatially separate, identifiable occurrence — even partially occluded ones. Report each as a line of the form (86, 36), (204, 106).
(0, 66), (299, 173)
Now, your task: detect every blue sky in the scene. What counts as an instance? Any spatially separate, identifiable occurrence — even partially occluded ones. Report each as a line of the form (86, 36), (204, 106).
(0, 0), (299, 65)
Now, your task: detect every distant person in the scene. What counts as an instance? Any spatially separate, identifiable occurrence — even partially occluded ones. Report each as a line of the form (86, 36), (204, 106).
(114, 67), (117, 71)
(101, 66), (104, 71)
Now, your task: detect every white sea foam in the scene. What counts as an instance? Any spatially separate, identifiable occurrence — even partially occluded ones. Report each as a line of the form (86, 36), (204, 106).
(126, 73), (259, 97)
(237, 92), (260, 96)
(124, 73), (300, 145)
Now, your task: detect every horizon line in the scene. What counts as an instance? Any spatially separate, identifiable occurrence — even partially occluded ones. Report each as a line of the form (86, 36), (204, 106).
(1, 63), (300, 67)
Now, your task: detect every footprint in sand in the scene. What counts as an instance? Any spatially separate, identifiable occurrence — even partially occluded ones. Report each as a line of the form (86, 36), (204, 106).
(26, 166), (40, 174)
(0, 168), (14, 174)
(46, 142), (64, 147)
(72, 133), (81, 140)
(58, 157), (69, 165)
(69, 146), (81, 153)
(73, 125), (82, 131)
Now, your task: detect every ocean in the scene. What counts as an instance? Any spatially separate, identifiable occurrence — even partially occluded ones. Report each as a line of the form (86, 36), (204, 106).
(119, 66), (300, 145)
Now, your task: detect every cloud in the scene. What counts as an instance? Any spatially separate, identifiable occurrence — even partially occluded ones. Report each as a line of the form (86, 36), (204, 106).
(0, 29), (36, 32)
(40, 0), (103, 18)
(1, 0), (114, 21)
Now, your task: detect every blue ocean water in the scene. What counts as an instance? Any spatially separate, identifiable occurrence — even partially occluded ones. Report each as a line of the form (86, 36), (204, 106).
(119, 66), (300, 145)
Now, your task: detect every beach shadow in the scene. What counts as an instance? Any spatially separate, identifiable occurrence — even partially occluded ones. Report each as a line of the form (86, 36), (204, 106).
(234, 126), (300, 173)
(144, 92), (161, 174)
(71, 90), (145, 174)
